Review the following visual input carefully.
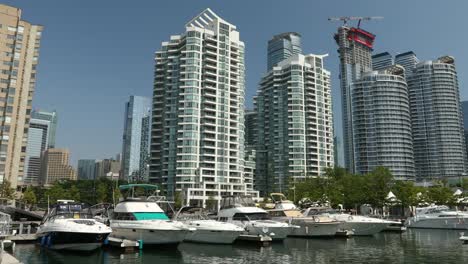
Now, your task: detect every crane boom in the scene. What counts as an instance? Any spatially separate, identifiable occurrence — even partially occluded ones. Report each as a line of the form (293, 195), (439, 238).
(328, 16), (383, 28)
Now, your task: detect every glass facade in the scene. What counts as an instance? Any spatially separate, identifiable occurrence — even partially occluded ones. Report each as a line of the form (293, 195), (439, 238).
(121, 95), (151, 182)
(352, 66), (415, 180)
(151, 9), (257, 206)
(372, 52), (393, 71)
(77, 159), (96, 180)
(335, 26), (374, 173)
(256, 54), (334, 195)
(407, 56), (467, 180)
(23, 110), (56, 185)
(267, 32), (302, 71)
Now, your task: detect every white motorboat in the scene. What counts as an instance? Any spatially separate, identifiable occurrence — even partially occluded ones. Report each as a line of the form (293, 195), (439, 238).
(267, 194), (341, 237)
(109, 184), (194, 245)
(307, 207), (399, 236)
(174, 206), (244, 244)
(217, 195), (296, 241)
(405, 205), (468, 230)
(36, 200), (112, 251)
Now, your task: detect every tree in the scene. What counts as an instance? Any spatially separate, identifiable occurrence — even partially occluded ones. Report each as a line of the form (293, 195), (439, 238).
(365, 167), (394, 209)
(205, 196), (217, 212)
(174, 191), (183, 209)
(96, 182), (108, 203)
(45, 184), (66, 203)
(22, 186), (37, 208)
(69, 185), (81, 201)
(392, 181), (418, 208)
(426, 186), (455, 205)
(0, 180), (15, 200)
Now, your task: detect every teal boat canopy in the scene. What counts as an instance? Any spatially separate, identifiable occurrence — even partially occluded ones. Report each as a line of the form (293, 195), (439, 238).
(119, 184), (159, 190)
(133, 212), (169, 220)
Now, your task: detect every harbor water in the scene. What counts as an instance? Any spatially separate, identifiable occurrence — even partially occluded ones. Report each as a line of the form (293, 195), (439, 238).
(11, 229), (468, 264)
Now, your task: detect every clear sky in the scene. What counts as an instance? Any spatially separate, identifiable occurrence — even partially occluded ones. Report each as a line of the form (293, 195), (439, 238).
(6, 0), (468, 166)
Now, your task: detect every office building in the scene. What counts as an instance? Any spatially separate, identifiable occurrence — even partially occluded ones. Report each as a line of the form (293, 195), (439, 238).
(0, 4), (43, 188)
(31, 110), (57, 148)
(256, 53), (334, 195)
(335, 25), (375, 173)
(40, 148), (76, 185)
(372, 52), (393, 71)
(151, 8), (258, 207)
(77, 159), (96, 180)
(352, 65), (415, 180)
(267, 32), (302, 71)
(95, 158), (120, 179)
(407, 56), (467, 180)
(121, 96), (151, 182)
(23, 110), (56, 185)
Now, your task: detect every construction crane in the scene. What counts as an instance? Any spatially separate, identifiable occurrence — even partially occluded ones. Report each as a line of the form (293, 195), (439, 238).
(328, 16), (383, 28)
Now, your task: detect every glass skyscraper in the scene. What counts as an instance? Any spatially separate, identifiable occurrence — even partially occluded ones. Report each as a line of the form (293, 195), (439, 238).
(77, 159), (96, 180)
(23, 110), (56, 185)
(372, 52), (393, 71)
(335, 26), (375, 173)
(395, 51), (419, 76)
(267, 32), (302, 71)
(256, 53), (334, 195)
(151, 8), (257, 206)
(121, 95), (151, 182)
(407, 56), (467, 180)
(352, 65), (415, 180)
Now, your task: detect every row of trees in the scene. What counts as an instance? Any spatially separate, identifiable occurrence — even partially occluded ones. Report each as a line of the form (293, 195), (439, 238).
(12, 178), (124, 209)
(289, 167), (466, 210)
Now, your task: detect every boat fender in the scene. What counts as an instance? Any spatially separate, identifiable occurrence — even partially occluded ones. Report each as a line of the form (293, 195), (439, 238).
(314, 217), (320, 223)
(40, 236), (46, 246)
(348, 215), (353, 221)
(138, 239), (144, 250)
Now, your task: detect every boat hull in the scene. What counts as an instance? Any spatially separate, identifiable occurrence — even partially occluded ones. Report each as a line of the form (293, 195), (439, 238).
(184, 230), (241, 244)
(244, 222), (293, 241)
(406, 217), (468, 230)
(37, 232), (109, 251)
(289, 221), (341, 237)
(339, 222), (388, 236)
(110, 228), (189, 245)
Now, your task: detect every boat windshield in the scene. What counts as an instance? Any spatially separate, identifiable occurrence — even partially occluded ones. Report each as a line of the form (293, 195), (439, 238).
(220, 196), (256, 209)
(232, 212), (270, 221)
(45, 203), (92, 221)
(304, 208), (338, 216)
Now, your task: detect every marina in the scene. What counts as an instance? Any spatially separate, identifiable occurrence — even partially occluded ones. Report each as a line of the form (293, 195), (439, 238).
(5, 229), (468, 264)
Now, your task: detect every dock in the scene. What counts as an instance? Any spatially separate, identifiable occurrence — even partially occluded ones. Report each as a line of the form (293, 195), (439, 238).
(0, 251), (21, 264)
(236, 234), (272, 246)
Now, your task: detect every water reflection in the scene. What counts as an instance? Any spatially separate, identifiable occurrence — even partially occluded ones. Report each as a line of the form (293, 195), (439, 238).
(12, 230), (468, 264)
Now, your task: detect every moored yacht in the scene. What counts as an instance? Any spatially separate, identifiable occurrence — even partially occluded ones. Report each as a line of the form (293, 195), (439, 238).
(405, 205), (468, 230)
(174, 206), (244, 244)
(216, 195), (297, 241)
(266, 194), (341, 237)
(109, 184), (194, 245)
(307, 207), (399, 236)
(36, 200), (112, 251)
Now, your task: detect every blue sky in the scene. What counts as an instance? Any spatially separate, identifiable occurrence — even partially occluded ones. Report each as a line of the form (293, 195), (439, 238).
(6, 0), (468, 165)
